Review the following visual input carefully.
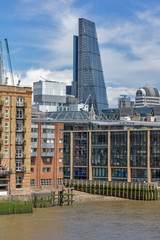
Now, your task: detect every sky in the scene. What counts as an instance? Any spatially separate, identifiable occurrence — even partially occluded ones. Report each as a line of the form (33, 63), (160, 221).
(1, 0), (160, 107)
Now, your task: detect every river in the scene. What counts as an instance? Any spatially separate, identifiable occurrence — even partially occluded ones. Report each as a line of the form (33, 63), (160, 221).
(0, 199), (160, 240)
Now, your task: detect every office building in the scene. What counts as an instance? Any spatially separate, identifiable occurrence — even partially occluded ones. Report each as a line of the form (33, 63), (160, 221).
(30, 119), (64, 189)
(135, 85), (160, 107)
(33, 80), (66, 112)
(73, 18), (108, 113)
(48, 110), (160, 183)
(0, 85), (32, 195)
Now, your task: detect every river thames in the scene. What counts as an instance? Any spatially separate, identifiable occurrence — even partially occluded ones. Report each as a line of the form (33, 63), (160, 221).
(0, 199), (160, 240)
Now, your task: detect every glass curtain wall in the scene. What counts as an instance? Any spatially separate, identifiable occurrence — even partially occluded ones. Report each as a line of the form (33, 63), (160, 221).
(73, 132), (89, 179)
(111, 131), (127, 167)
(92, 132), (108, 180)
(151, 169), (160, 182)
(112, 168), (127, 181)
(131, 169), (147, 182)
(150, 131), (160, 167)
(130, 131), (147, 167)
(63, 132), (70, 178)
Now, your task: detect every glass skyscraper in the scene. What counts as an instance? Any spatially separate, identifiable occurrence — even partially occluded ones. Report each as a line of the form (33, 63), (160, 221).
(73, 18), (109, 113)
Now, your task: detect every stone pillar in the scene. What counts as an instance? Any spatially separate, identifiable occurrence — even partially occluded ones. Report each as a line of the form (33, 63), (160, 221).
(108, 131), (111, 181)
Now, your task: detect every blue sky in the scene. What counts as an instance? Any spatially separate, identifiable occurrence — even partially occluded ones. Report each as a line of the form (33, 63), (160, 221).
(1, 0), (160, 107)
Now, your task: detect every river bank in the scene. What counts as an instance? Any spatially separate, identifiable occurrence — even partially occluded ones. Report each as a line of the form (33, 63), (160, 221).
(73, 190), (127, 203)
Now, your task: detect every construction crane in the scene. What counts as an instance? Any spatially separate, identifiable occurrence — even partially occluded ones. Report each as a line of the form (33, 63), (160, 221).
(125, 90), (134, 99)
(4, 38), (14, 86)
(0, 41), (4, 85)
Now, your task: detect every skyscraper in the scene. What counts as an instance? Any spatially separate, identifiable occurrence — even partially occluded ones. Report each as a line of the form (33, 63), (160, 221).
(73, 18), (109, 113)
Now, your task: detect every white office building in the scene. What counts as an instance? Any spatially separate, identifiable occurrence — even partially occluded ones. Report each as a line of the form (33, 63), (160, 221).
(135, 85), (160, 107)
(33, 80), (67, 112)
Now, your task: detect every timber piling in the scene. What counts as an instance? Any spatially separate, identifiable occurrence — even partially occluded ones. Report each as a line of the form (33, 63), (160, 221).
(64, 179), (159, 201)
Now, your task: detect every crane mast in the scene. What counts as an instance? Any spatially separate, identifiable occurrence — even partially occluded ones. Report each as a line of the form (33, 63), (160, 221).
(4, 38), (14, 86)
(0, 41), (4, 85)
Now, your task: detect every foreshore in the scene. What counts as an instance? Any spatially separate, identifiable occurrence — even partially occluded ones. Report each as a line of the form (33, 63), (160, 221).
(73, 190), (127, 203)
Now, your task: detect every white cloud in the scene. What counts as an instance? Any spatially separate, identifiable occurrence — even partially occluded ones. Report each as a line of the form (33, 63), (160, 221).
(20, 68), (72, 88)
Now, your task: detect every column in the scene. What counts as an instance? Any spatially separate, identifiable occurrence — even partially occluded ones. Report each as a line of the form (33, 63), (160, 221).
(89, 131), (92, 180)
(147, 130), (151, 183)
(108, 131), (111, 181)
(127, 130), (131, 182)
(70, 132), (74, 179)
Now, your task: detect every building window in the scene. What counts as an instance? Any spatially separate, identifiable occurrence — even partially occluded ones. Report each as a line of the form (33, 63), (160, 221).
(17, 97), (23, 106)
(31, 138), (37, 143)
(16, 146), (23, 157)
(16, 160), (22, 171)
(16, 176), (22, 188)
(42, 158), (51, 163)
(42, 138), (54, 144)
(59, 139), (63, 144)
(42, 129), (54, 134)
(31, 168), (34, 172)
(30, 179), (35, 186)
(16, 109), (23, 119)
(5, 96), (9, 106)
(41, 179), (52, 186)
(31, 128), (37, 133)
(5, 122), (9, 132)
(57, 178), (63, 185)
(16, 134), (23, 144)
(5, 147), (8, 158)
(16, 121), (23, 132)
(43, 167), (51, 172)
(59, 167), (63, 172)
(59, 130), (63, 135)
(31, 158), (35, 164)
(59, 148), (63, 153)
(5, 109), (9, 118)
(59, 158), (63, 163)
(31, 148), (37, 153)
(5, 135), (8, 145)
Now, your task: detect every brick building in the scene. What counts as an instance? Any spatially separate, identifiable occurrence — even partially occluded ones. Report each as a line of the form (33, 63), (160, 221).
(30, 119), (64, 189)
(0, 85), (32, 195)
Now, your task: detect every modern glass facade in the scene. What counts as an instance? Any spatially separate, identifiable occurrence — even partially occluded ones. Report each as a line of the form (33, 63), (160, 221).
(111, 132), (127, 167)
(130, 131), (147, 167)
(74, 18), (108, 113)
(63, 129), (160, 182)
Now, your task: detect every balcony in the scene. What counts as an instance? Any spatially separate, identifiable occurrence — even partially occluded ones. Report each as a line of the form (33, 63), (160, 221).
(0, 169), (12, 176)
(16, 114), (27, 120)
(15, 154), (26, 159)
(16, 102), (27, 108)
(41, 151), (54, 157)
(16, 127), (26, 133)
(16, 140), (26, 146)
(41, 143), (54, 148)
(31, 151), (37, 157)
(15, 166), (26, 173)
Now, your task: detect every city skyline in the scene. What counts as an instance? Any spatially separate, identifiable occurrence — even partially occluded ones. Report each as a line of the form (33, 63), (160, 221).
(0, 0), (160, 107)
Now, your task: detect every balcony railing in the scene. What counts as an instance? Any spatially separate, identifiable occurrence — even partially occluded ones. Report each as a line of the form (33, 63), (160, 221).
(16, 102), (27, 108)
(16, 140), (26, 146)
(16, 114), (27, 120)
(15, 166), (26, 173)
(15, 154), (26, 159)
(0, 169), (12, 176)
(16, 127), (26, 133)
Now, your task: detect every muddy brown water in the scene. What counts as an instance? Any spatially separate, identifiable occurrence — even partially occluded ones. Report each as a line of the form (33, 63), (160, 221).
(0, 199), (160, 240)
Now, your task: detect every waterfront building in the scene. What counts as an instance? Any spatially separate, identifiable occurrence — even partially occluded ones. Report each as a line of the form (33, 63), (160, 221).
(0, 85), (32, 194)
(33, 80), (67, 112)
(73, 18), (108, 113)
(48, 110), (160, 183)
(135, 85), (160, 108)
(30, 118), (64, 189)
